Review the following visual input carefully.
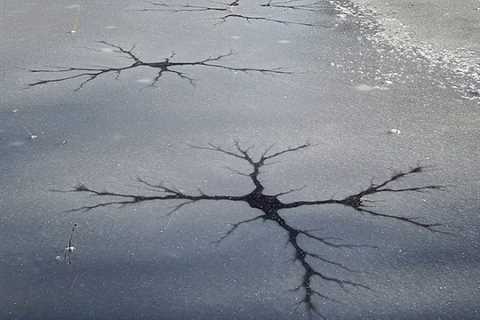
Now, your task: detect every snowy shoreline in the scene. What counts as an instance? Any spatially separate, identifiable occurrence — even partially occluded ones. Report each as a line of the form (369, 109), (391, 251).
(336, 0), (480, 100)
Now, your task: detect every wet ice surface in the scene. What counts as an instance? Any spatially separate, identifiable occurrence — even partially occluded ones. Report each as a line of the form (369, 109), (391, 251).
(1, 1), (480, 319)
(337, 0), (480, 101)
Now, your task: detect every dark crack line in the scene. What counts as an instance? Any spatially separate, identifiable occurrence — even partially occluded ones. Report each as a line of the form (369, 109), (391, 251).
(55, 142), (447, 317)
(138, 2), (230, 12)
(261, 0), (331, 12)
(29, 42), (290, 90)
(143, 0), (330, 13)
(219, 13), (327, 27)
(139, 1), (332, 27)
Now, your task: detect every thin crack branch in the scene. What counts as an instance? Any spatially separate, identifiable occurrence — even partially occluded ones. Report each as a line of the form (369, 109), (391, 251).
(212, 215), (265, 244)
(200, 62), (290, 75)
(261, 0), (330, 12)
(166, 199), (199, 216)
(273, 185), (307, 197)
(191, 142), (311, 192)
(297, 229), (377, 249)
(219, 13), (321, 27)
(139, 2), (229, 12)
(262, 143), (311, 161)
(224, 166), (250, 177)
(355, 207), (448, 234)
(282, 166), (445, 232)
(142, 0), (329, 13)
(139, 0), (331, 30)
(53, 181), (244, 212)
(254, 212), (371, 315)
(58, 142), (446, 318)
(305, 252), (360, 273)
(29, 43), (289, 90)
(98, 41), (141, 62)
(189, 143), (250, 162)
(210, 207), (369, 315)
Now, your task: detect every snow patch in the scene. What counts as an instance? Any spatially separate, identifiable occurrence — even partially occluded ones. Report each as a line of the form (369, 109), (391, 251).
(136, 78), (153, 84)
(65, 4), (81, 9)
(355, 84), (389, 91)
(334, 0), (480, 101)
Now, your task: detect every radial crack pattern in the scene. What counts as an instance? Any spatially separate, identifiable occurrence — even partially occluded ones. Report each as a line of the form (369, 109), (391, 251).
(56, 142), (445, 318)
(261, 0), (330, 12)
(139, 0), (333, 27)
(29, 42), (290, 90)
(218, 13), (322, 27)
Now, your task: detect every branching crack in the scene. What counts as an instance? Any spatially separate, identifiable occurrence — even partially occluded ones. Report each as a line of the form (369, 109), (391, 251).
(218, 13), (321, 27)
(56, 142), (446, 317)
(29, 42), (290, 90)
(261, 0), (330, 12)
(139, 0), (333, 27)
